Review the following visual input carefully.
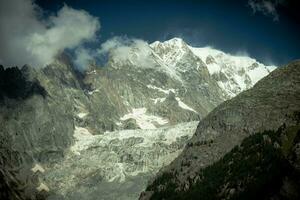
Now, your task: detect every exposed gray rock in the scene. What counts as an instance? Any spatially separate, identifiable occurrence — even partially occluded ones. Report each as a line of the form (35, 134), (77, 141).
(141, 60), (300, 199)
(122, 118), (141, 130)
(0, 38), (277, 199)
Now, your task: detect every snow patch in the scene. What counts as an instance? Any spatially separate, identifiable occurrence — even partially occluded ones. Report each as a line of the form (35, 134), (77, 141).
(206, 62), (221, 74)
(175, 97), (197, 113)
(152, 97), (166, 104)
(120, 108), (168, 129)
(70, 126), (94, 155)
(247, 64), (275, 84)
(217, 81), (236, 98)
(115, 121), (122, 126)
(146, 85), (176, 94)
(31, 164), (45, 173)
(37, 183), (49, 192)
(87, 89), (99, 95)
(77, 112), (88, 118)
(233, 74), (247, 91)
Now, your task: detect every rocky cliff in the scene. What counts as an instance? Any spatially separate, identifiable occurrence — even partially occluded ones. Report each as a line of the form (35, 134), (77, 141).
(141, 61), (300, 199)
(0, 60), (80, 199)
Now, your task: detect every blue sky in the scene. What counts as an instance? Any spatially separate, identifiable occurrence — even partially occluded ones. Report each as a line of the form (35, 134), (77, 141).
(36, 0), (300, 66)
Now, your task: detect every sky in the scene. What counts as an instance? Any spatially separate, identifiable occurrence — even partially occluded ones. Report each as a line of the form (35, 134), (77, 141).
(0, 0), (299, 68)
(35, 0), (300, 66)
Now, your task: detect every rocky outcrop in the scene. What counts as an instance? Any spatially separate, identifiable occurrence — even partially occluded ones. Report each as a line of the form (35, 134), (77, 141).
(0, 59), (83, 199)
(141, 61), (300, 199)
(0, 65), (46, 100)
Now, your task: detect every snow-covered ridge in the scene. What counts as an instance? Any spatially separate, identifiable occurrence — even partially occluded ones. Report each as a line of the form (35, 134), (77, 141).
(150, 37), (187, 67)
(189, 46), (276, 77)
(188, 46), (276, 97)
(105, 37), (275, 98)
(150, 38), (276, 97)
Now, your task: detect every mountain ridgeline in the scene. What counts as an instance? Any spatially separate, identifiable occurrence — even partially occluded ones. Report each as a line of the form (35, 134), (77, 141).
(141, 61), (300, 199)
(145, 124), (300, 200)
(0, 38), (285, 200)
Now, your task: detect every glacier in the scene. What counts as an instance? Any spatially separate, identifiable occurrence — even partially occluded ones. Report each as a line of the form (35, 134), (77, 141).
(42, 122), (198, 200)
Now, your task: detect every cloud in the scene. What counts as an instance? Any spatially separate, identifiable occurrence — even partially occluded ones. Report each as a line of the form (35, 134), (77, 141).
(248, 0), (283, 21)
(0, 0), (100, 68)
(98, 36), (155, 67)
(73, 47), (96, 71)
(0, 0), (155, 70)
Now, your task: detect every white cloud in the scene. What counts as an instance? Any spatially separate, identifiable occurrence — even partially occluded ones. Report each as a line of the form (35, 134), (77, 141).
(0, 0), (100, 68)
(73, 47), (96, 71)
(98, 36), (155, 67)
(248, 0), (283, 21)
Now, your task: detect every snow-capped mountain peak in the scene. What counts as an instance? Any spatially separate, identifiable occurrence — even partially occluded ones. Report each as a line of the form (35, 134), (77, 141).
(106, 37), (276, 100)
(150, 38), (191, 67)
(149, 38), (276, 97)
(188, 45), (276, 96)
(151, 37), (185, 48)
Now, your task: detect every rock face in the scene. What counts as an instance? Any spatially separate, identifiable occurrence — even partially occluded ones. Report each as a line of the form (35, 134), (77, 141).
(152, 38), (276, 98)
(0, 60), (81, 199)
(0, 38), (276, 199)
(141, 61), (300, 199)
(144, 124), (300, 200)
(80, 37), (275, 132)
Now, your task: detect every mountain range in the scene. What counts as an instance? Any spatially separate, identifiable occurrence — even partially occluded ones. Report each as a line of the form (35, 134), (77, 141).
(141, 60), (300, 200)
(1, 38), (292, 200)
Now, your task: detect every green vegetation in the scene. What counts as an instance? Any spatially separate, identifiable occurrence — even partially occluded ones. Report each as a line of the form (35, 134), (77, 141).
(147, 125), (300, 200)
